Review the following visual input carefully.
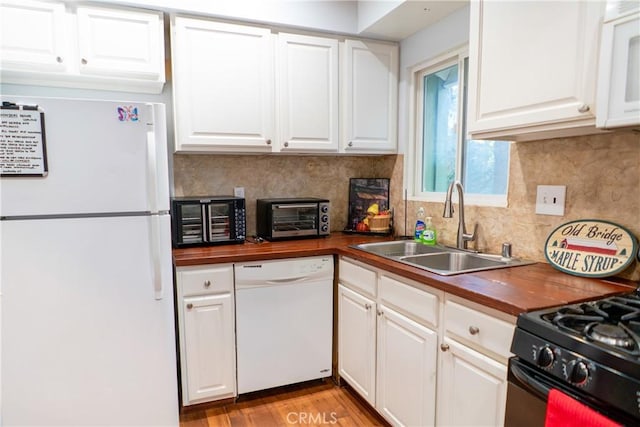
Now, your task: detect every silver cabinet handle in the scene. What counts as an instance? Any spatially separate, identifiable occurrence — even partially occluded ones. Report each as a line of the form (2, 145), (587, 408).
(348, 141), (353, 147)
(364, 303), (372, 310)
(578, 104), (590, 113)
(469, 326), (480, 335)
(56, 56), (63, 63)
(284, 142), (289, 147)
(377, 309), (383, 316)
(204, 280), (211, 288)
(81, 58), (88, 65)
(186, 303), (193, 310)
(266, 139), (272, 145)
(440, 343), (450, 352)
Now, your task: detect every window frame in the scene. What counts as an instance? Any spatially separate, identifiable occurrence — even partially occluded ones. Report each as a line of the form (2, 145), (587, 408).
(407, 46), (510, 207)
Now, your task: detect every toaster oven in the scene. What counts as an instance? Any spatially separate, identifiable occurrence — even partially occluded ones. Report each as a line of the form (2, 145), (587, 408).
(171, 196), (246, 247)
(256, 198), (330, 241)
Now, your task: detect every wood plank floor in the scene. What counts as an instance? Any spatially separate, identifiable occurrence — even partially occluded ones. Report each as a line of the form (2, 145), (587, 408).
(180, 379), (389, 427)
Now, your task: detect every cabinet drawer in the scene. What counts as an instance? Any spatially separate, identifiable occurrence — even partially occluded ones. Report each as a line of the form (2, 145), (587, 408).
(339, 258), (377, 297)
(177, 264), (234, 297)
(444, 300), (514, 360)
(378, 274), (439, 328)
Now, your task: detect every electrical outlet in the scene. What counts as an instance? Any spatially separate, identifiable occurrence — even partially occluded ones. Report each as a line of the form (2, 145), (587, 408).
(234, 187), (245, 198)
(535, 185), (566, 216)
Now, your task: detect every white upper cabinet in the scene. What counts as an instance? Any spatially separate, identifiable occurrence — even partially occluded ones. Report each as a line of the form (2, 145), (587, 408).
(0, 0), (67, 72)
(171, 15), (398, 155)
(467, 0), (605, 141)
(0, 0), (165, 93)
(342, 39), (398, 153)
(278, 33), (339, 153)
(172, 16), (275, 153)
(76, 6), (164, 81)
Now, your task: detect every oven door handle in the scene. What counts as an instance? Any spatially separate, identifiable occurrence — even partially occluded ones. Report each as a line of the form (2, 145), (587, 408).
(273, 204), (317, 209)
(511, 362), (552, 400)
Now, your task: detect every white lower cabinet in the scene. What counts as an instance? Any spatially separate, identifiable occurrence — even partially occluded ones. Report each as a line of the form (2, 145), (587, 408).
(175, 264), (236, 406)
(338, 257), (515, 427)
(338, 284), (377, 405)
(376, 305), (438, 427)
(437, 337), (508, 426)
(437, 297), (515, 427)
(338, 258), (440, 426)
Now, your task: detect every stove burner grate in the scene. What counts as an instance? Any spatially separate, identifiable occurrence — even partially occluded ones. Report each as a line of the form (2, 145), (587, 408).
(541, 296), (640, 357)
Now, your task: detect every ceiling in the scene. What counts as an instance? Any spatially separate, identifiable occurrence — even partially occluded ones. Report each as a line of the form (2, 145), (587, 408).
(358, 0), (469, 41)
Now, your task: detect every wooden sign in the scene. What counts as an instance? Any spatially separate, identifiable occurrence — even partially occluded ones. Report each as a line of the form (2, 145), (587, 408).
(545, 219), (638, 278)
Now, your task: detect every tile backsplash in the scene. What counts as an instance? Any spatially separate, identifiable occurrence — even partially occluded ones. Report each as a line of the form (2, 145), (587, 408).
(401, 131), (640, 281)
(173, 154), (403, 236)
(173, 130), (639, 281)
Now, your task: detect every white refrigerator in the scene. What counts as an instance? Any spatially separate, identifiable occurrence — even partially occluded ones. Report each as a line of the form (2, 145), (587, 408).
(0, 96), (179, 426)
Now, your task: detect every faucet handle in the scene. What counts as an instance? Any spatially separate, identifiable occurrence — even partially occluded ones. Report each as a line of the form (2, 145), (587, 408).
(464, 223), (478, 242)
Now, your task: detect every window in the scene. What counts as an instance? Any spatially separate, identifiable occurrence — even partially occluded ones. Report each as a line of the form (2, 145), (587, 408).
(411, 49), (510, 206)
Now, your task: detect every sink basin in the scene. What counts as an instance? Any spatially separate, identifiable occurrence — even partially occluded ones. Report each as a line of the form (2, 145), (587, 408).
(401, 252), (521, 275)
(351, 240), (534, 275)
(351, 240), (447, 258)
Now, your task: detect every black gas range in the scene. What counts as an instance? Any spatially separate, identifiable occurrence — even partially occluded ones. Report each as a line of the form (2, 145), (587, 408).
(506, 289), (640, 426)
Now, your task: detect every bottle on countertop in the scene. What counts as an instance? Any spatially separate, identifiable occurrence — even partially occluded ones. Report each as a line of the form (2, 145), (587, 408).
(421, 216), (437, 245)
(414, 207), (426, 242)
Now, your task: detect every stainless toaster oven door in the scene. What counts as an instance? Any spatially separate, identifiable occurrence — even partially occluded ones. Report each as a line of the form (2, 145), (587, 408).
(271, 204), (319, 238)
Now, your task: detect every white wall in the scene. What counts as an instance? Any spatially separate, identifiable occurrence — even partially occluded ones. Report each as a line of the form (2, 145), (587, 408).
(100, 0), (359, 35)
(397, 5), (470, 155)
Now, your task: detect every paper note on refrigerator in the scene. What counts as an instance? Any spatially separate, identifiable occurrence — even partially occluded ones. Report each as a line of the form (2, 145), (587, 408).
(0, 104), (48, 176)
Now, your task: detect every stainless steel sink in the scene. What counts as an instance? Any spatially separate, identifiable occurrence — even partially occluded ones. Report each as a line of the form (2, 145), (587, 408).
(350, 240), (534, 275)
(351, 240), (447, 258)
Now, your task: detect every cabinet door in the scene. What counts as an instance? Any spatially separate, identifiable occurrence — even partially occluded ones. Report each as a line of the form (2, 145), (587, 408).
(376, 305), (437, 427)
(342, 39), (398, 153)
(437, 338), (508, 427)
(172, 17), (275, 153)
(338, 284), (377, 406)
(182, 294), (236, 405)
(76, 6), (164, 80)
(468, 0), (603, 140)
(0, 0), (67, 72)
(278, 33), (339, 152)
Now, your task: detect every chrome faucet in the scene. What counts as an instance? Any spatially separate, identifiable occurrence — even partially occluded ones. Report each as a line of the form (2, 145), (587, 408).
(443, 181), (477, 250)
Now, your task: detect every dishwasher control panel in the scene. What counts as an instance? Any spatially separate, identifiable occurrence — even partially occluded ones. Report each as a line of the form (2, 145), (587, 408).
(235, 256), (333, 284)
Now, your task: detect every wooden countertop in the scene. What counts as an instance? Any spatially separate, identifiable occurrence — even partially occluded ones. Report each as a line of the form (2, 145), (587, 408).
(173, 234), (637, 316)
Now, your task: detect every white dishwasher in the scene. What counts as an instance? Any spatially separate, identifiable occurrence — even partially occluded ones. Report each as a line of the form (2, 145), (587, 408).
(235, 256), (333, 394)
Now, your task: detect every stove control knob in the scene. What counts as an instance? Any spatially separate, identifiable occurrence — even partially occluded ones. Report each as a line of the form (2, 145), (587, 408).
(568, 360), (589, 386)
(537, 346), (555, 368)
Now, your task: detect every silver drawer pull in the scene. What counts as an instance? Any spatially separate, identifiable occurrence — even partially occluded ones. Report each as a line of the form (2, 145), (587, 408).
(469, 326), (480, 335)
(440, 343), (450, 352)
(364, 303), (372, 310)
(186, 303), (193, 310)
(204, 280), (211, 288)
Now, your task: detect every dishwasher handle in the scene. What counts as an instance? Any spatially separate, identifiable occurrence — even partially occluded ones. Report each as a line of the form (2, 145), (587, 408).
(236, 276), (331, 290)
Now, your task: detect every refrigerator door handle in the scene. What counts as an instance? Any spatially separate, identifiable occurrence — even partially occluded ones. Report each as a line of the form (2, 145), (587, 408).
(146, 126), (159, 214)
(149, 215), (163, 300)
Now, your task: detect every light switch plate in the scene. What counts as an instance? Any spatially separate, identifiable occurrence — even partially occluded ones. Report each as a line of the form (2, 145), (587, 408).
(234, 187), (245, 198)
(535, 185), (566, 216)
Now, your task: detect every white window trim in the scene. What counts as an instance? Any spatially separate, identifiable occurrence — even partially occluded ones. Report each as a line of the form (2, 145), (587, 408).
(405, 45), (509, 208)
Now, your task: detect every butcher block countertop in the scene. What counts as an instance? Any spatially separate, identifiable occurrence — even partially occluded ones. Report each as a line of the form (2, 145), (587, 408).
(172, 233), (637, 316)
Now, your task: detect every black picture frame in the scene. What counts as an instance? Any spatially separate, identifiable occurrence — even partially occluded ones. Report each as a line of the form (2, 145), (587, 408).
(344, 177), (392, 235)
